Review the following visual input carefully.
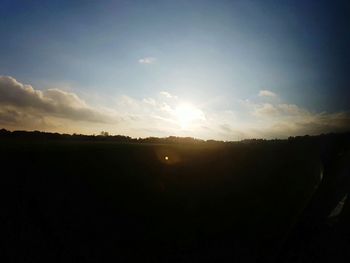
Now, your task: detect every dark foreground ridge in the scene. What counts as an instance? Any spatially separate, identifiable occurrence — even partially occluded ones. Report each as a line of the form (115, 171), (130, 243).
(0, 128), (279, 144)
(1, 129), (350, 262)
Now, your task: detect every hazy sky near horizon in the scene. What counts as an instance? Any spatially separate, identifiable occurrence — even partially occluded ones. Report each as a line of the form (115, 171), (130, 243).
(0, 0), (349, 140)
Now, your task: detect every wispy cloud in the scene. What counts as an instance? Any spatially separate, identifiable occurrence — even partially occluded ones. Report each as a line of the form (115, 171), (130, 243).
(259, 90), (277, 97)
(138, 57), (156, 64)
(160, 91), (172, 98)
(160, 91), (177, 99)
(253, 103), (280, 117)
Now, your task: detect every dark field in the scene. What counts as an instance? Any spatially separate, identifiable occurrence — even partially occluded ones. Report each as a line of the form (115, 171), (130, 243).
(1, 132), (350, 262)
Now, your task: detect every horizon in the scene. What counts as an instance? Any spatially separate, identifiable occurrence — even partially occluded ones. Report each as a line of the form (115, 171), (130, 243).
(1, 127), (348, 143)
(1, 1), (349, 140)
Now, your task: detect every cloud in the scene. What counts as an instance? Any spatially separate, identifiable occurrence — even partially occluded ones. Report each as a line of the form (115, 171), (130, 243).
(112, 93), (208, 137)
(278, 103), (308, 115)
(138, 57), (156, 64)
(259, 90), (277, 97)
(253, 103), (280, 117)
(160, 91), (172, 98)
(159, 91), (177, 99)
(252, 103), (311, 119)
(0, 75), (349, 140)
(258, 111), (350, 139)
(245, 99), (350, 137)
(0, 76), (119, 131)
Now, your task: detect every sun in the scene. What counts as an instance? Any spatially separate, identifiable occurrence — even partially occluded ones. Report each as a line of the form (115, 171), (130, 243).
(174, 103), (204, 129)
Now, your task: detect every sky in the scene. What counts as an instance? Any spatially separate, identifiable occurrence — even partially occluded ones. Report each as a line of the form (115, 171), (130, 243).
(0, 0), (349, 140)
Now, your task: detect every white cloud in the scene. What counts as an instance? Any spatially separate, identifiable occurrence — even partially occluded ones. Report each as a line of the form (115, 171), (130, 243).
(259, 90), (277, 97)
(159, 91), (177, 99)
(138, 57), (156, 64)
(142, 98), (156, 106)
(160, 91), (172, 98)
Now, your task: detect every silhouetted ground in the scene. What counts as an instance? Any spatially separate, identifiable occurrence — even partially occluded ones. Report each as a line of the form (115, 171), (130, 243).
(1, 130), (349, 262)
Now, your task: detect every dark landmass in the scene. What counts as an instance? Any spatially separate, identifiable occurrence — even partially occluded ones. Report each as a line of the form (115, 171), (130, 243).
(1, 129), (350, 262)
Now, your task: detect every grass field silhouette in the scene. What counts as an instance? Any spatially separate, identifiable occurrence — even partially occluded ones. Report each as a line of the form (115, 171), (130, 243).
(1, 129), (349, 262)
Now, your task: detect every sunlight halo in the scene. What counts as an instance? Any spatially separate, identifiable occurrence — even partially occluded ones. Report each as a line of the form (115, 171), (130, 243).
(174, 103), (205, 129)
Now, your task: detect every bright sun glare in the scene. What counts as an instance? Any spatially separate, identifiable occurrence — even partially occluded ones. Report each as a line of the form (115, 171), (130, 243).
(174, 103), (204, 129)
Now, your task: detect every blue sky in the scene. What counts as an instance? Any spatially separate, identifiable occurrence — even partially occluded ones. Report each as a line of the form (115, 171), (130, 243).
(0, 1), (349, 139)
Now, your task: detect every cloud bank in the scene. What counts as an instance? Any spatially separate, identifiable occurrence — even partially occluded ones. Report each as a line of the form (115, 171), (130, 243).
(0, 76), (349, 140)
(0, 76), (119, 133)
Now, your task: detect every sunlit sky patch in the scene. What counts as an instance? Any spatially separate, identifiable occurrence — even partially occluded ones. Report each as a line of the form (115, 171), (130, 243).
(0, 1), (349, 140)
